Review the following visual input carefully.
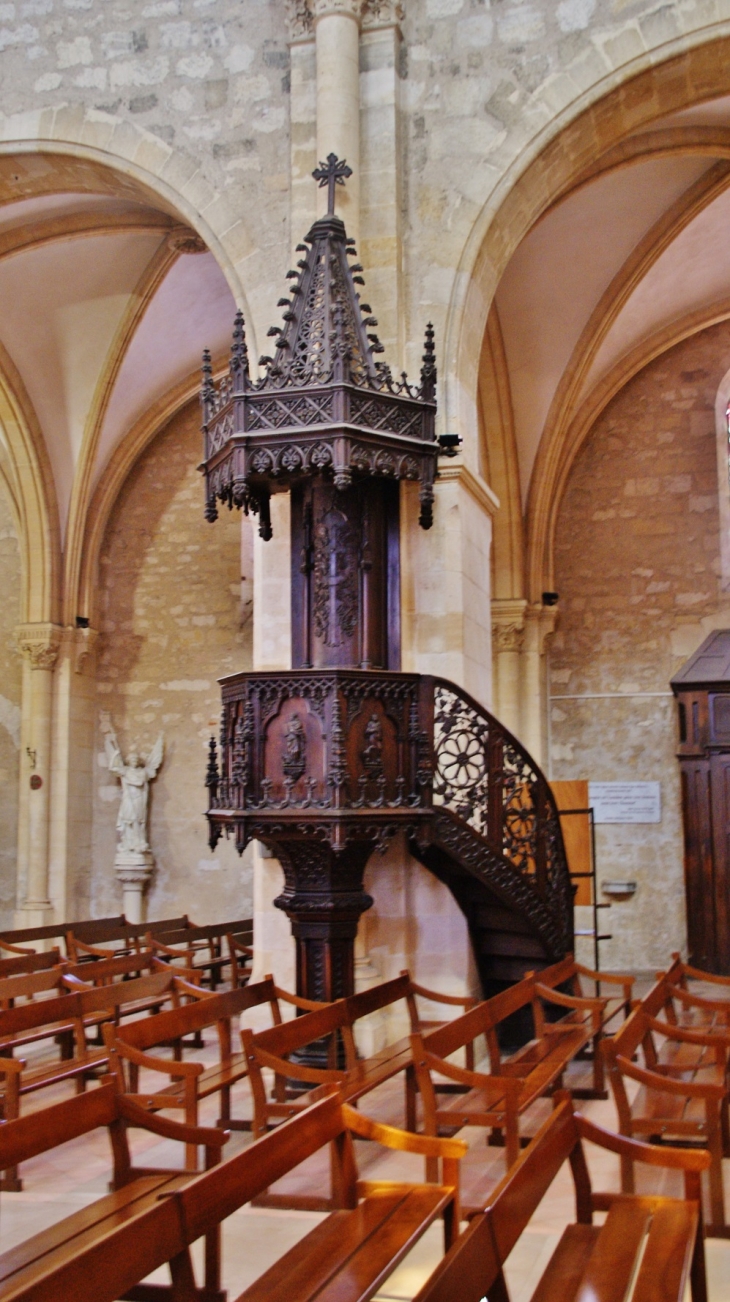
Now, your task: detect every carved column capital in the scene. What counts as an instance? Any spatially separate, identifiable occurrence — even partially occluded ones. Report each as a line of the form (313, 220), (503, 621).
(288, 0), (399, 34)
(15, 623), (63, 671)
(311, 0), (365, 21)
(362, 0), (404, 28)
(491, 599), (527, 654)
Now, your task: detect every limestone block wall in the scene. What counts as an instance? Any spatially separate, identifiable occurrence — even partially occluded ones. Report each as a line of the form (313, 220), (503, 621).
(551, 321), (730, 970)
(91, 399), (252, 923)
(0, 485), (21, 926)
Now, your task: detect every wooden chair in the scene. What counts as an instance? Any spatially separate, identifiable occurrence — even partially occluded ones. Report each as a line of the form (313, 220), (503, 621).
(0, 1077), (228, 1302)
(0, 915), (126, 956)
(146, 919), (253, 989)
(602, 974), (730, 1235)
(529, 952), (634, 1096)
(413, 1093), (710, 1302)
(105, 973), (323, 1167)
(661, 953), (730, 1031)
(410, 973), (604, 1196)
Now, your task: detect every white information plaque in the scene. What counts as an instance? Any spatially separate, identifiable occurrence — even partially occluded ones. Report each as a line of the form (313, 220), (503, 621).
(588, 781), (661, 824)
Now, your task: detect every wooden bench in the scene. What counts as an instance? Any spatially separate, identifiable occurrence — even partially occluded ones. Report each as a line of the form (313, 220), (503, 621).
(147, 919), (254, 989)
(65, 915), (193, 961)
(602, 973), (730, 1235)
(0, 915), (126, 955)
(104, 974), (321, 1167)
(0, 967), (182, 1188)
(410, 973), (605, 1194)
(530, 953), (634, 1097)
(0, 1090), (464, 1302)
(0, 1076), (228, 1302)
(413, 1093), (710, 1302)
(661, 953), (730, 1032)
(0, 949), (62, 979)
(241, 973), (478, 1151)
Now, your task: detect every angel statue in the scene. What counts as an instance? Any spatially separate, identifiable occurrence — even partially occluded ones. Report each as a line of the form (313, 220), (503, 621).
(101, 716), (164, 854)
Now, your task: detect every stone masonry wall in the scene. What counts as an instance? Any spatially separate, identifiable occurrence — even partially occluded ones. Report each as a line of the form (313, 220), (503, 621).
(91, 397), (253, 922)
(0, 483), (21, 926)
(551, 320), (730, 970)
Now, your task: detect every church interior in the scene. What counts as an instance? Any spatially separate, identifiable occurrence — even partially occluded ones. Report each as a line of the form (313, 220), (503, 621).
(3, 1), (730, 1299)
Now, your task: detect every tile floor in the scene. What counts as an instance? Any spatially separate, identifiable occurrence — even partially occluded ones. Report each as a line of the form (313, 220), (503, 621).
(1, 1031), (728, 1300)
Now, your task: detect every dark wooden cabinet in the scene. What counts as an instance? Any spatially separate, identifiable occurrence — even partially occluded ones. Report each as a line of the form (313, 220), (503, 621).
(672, 631), (730, 972)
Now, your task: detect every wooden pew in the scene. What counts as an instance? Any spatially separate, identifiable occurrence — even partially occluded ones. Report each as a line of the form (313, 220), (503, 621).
(0, 1077), (228, 1302)
(241, 973), (479, 1147)
(0, 949), (62, 979)
(661, 953), (730, 1031)
(0, 1091), (464, 1302)
(0, 916), (126, 955)
(146, 919), (254, 988)
(103, 974), (321, 1167)
(413, 1093), (710, 1302)
(410, 974), (604, 1193)
(0, 968), (182, 1188)
(66, 915), (192, 961)
(602, 973), (730, 1235)
(529, 953), (634, 1096)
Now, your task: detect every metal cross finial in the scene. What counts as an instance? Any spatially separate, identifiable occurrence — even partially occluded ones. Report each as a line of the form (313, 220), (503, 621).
(312, 153), (352, 216)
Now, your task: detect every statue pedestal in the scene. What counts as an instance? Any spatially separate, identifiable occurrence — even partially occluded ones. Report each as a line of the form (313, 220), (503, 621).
(115, 850), (154, 925)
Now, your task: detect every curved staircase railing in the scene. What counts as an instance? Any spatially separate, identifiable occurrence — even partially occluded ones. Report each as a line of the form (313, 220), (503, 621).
(421, 678), (573, 964)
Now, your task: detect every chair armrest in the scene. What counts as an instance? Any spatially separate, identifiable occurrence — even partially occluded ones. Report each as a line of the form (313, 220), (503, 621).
(574, 1109), (710, 1171)
(110, 1037), (204, 1079)
(274, 986), (331, 1011)
(341, 1104), (467, 1158)
(680, 963), (730, 987)
(117, 1095), (229, 1149)
(533, 983), (607, 1012)
(669, 984), (730, 1013)
(148, 937), (196, 964)
(170, 974), (208, 997)
(250, 1043), (346, 1085)
(0, 940), (35, 956)
(62, 973), (92, 990)
(574, 963), (634, 990)
(643, 1011), (730, 1046)
(401, 972), (477, 1010)
(0, 1055), (26, 1073)
(614, 1052), (726, 1099)
(414, 1041), (522, 1099)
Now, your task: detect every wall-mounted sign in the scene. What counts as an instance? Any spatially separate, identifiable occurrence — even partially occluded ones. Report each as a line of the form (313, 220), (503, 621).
(588, 781), (661, 824)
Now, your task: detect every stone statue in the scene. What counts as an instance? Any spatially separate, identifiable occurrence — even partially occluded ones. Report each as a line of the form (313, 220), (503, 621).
(102, 719), (164, 852)
(100, 716), (163, 923)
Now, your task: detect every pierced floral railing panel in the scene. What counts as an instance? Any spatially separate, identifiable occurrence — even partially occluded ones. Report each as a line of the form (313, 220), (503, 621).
(432, 678), (573, 954)
(433, 682), (490, 838)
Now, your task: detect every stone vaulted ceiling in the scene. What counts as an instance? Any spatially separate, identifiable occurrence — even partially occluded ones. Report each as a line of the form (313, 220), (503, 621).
(493, 94), (730, 513)
(0, 159), (236, 554)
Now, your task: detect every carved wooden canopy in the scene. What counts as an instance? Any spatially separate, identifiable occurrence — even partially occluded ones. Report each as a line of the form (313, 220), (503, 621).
(200, 158), (443, 538)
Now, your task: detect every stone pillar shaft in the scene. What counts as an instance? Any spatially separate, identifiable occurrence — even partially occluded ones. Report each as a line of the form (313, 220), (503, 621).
(15, 624), (62, 921)
(314, 4), (361, 243)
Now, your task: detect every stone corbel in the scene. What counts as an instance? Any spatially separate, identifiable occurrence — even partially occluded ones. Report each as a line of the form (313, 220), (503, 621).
(523, 601), (559, 657)
(73, 626), (99, 675)
(16, 623), (63, 671)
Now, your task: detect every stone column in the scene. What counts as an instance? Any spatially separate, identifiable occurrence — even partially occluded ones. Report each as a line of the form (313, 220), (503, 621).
(48, 626), (98, 922)
(312, 0), (363, 244)
(521, 603), (558, 767)
(15, 623), (62, 926)
(491, 598), (527, 740)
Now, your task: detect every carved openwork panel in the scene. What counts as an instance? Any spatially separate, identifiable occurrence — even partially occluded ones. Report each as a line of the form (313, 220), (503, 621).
(430, 677), (573, 957)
